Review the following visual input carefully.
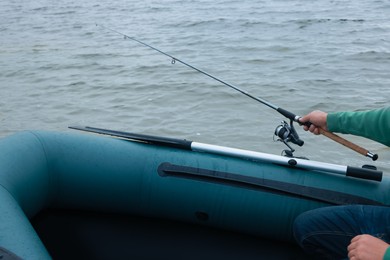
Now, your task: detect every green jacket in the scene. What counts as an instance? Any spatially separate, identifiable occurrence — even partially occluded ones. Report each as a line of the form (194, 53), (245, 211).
(328, 107), (390, 259)
(327, 107), (390, 147)
(385, 247), (390, 260)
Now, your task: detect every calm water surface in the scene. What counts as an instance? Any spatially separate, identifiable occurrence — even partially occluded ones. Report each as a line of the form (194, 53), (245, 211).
(1, 0), (389, 171)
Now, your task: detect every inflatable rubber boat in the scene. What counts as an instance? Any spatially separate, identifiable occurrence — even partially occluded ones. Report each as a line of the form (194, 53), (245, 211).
(0, 127), (387, 259)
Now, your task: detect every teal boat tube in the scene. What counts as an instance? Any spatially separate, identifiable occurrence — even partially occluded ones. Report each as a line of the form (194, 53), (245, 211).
(0, 130), (388, 259)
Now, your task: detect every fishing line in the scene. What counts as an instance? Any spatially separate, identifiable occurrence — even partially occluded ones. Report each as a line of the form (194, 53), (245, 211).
(97, 24), (279, 111)
(96, 24), (378, 161)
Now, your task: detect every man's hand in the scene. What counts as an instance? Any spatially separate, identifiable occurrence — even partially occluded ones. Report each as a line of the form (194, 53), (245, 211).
(348, 234), (389, 260)
(299, 110), (328, 135)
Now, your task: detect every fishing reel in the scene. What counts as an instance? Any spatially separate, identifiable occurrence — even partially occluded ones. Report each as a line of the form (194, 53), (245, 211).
(274, 120), (304, 157)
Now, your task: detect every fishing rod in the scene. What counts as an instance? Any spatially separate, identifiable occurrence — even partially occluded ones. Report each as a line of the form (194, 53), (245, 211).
(96, 24), (378, 161)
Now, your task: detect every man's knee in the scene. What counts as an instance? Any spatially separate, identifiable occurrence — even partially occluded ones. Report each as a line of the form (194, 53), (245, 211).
(293, 209), (317, 245)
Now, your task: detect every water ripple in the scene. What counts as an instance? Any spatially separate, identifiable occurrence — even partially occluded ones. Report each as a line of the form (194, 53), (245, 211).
(0, 0), (389, 169)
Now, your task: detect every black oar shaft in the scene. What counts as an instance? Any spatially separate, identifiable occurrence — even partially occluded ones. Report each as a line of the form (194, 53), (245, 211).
(69, 126), (382, 182)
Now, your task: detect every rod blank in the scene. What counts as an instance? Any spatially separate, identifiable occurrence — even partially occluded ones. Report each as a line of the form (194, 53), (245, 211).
(97, 24), (379, 161)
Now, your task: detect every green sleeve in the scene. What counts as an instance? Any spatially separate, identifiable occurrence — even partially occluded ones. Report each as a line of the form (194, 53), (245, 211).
(383, 246), (390, 260)
(327, 107), (390, 147)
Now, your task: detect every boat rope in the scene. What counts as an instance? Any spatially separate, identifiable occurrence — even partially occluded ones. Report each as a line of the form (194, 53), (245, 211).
(158, 162), (384, 205)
